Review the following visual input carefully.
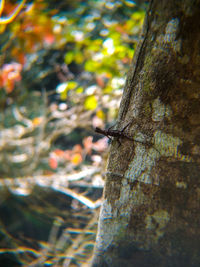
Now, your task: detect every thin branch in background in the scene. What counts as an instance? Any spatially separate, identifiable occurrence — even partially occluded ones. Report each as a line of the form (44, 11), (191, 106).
(0, 0), (26, 24)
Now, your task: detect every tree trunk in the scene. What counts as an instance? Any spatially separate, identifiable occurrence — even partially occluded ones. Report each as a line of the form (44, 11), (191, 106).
(92, 0), (200, 266)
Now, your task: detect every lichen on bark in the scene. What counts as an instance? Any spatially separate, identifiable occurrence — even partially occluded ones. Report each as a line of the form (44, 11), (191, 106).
(92, 1), (200, 266)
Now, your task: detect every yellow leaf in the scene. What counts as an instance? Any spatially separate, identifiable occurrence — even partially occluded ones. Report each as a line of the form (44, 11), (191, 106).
(96, 110), (105, 120)
(76, 86), (84, 93)
(84, 95), (97, 110)
(65, 51), (74, 64)
(71, 153), (82, 165)
(60, 90), (67, 100)
(67, 81), (77, 89)
(32, 117), (43, 126)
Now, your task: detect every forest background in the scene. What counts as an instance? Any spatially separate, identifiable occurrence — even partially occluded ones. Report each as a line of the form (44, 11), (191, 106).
(0, 0), (145, 266)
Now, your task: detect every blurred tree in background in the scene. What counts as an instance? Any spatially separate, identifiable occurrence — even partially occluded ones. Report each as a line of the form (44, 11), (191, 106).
(0, 0), (145, 265)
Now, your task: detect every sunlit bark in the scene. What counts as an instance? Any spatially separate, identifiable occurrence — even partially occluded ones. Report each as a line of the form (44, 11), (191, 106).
(92, 0), (200, 266)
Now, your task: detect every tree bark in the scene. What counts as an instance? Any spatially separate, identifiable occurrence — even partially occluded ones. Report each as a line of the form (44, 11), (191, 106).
(92, 0), (200, 266)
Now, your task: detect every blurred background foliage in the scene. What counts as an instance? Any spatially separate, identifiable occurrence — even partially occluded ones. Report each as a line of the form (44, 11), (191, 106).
(0, 0), (146, 265)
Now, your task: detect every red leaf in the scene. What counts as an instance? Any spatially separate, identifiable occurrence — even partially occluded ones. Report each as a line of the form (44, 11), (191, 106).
(44, 33), (55, 45)
(49, 157), (58, 169)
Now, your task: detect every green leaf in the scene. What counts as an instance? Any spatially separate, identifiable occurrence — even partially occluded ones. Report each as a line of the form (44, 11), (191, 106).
(67, 81), (77, 89)
(84, 60), (100, 72)
(76, 87), (84, 93)
(65, 51), (74, 64)
(60, 90), (67, 100)
(56, 81), (77, 100)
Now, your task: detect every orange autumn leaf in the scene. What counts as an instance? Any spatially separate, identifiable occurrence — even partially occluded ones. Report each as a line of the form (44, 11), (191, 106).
(44, 33), (55, 45)
(96, 75), (105, 88)
(122, 57), (131, 64)
(73, 144), (82, 153)
(53, 149), (65, 157)
(4, 78), (14, 93)
(1, 62), (22, 93)
(32, 117), (43, 126)
(0, 75), (3, 87)
(17, 52), (26, 65)
(49, 157), (58, 169)
(64, 150), (72, 161)
(115, 25), (126, 34)
(11, 47), (26, 64)
(43, 170), (54, 175)
(71, 153), (82, 165)
(83, 136), (93, 154)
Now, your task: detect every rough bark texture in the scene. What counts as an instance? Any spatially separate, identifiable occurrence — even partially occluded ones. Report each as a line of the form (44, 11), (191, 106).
(92, 0), (200, 266)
